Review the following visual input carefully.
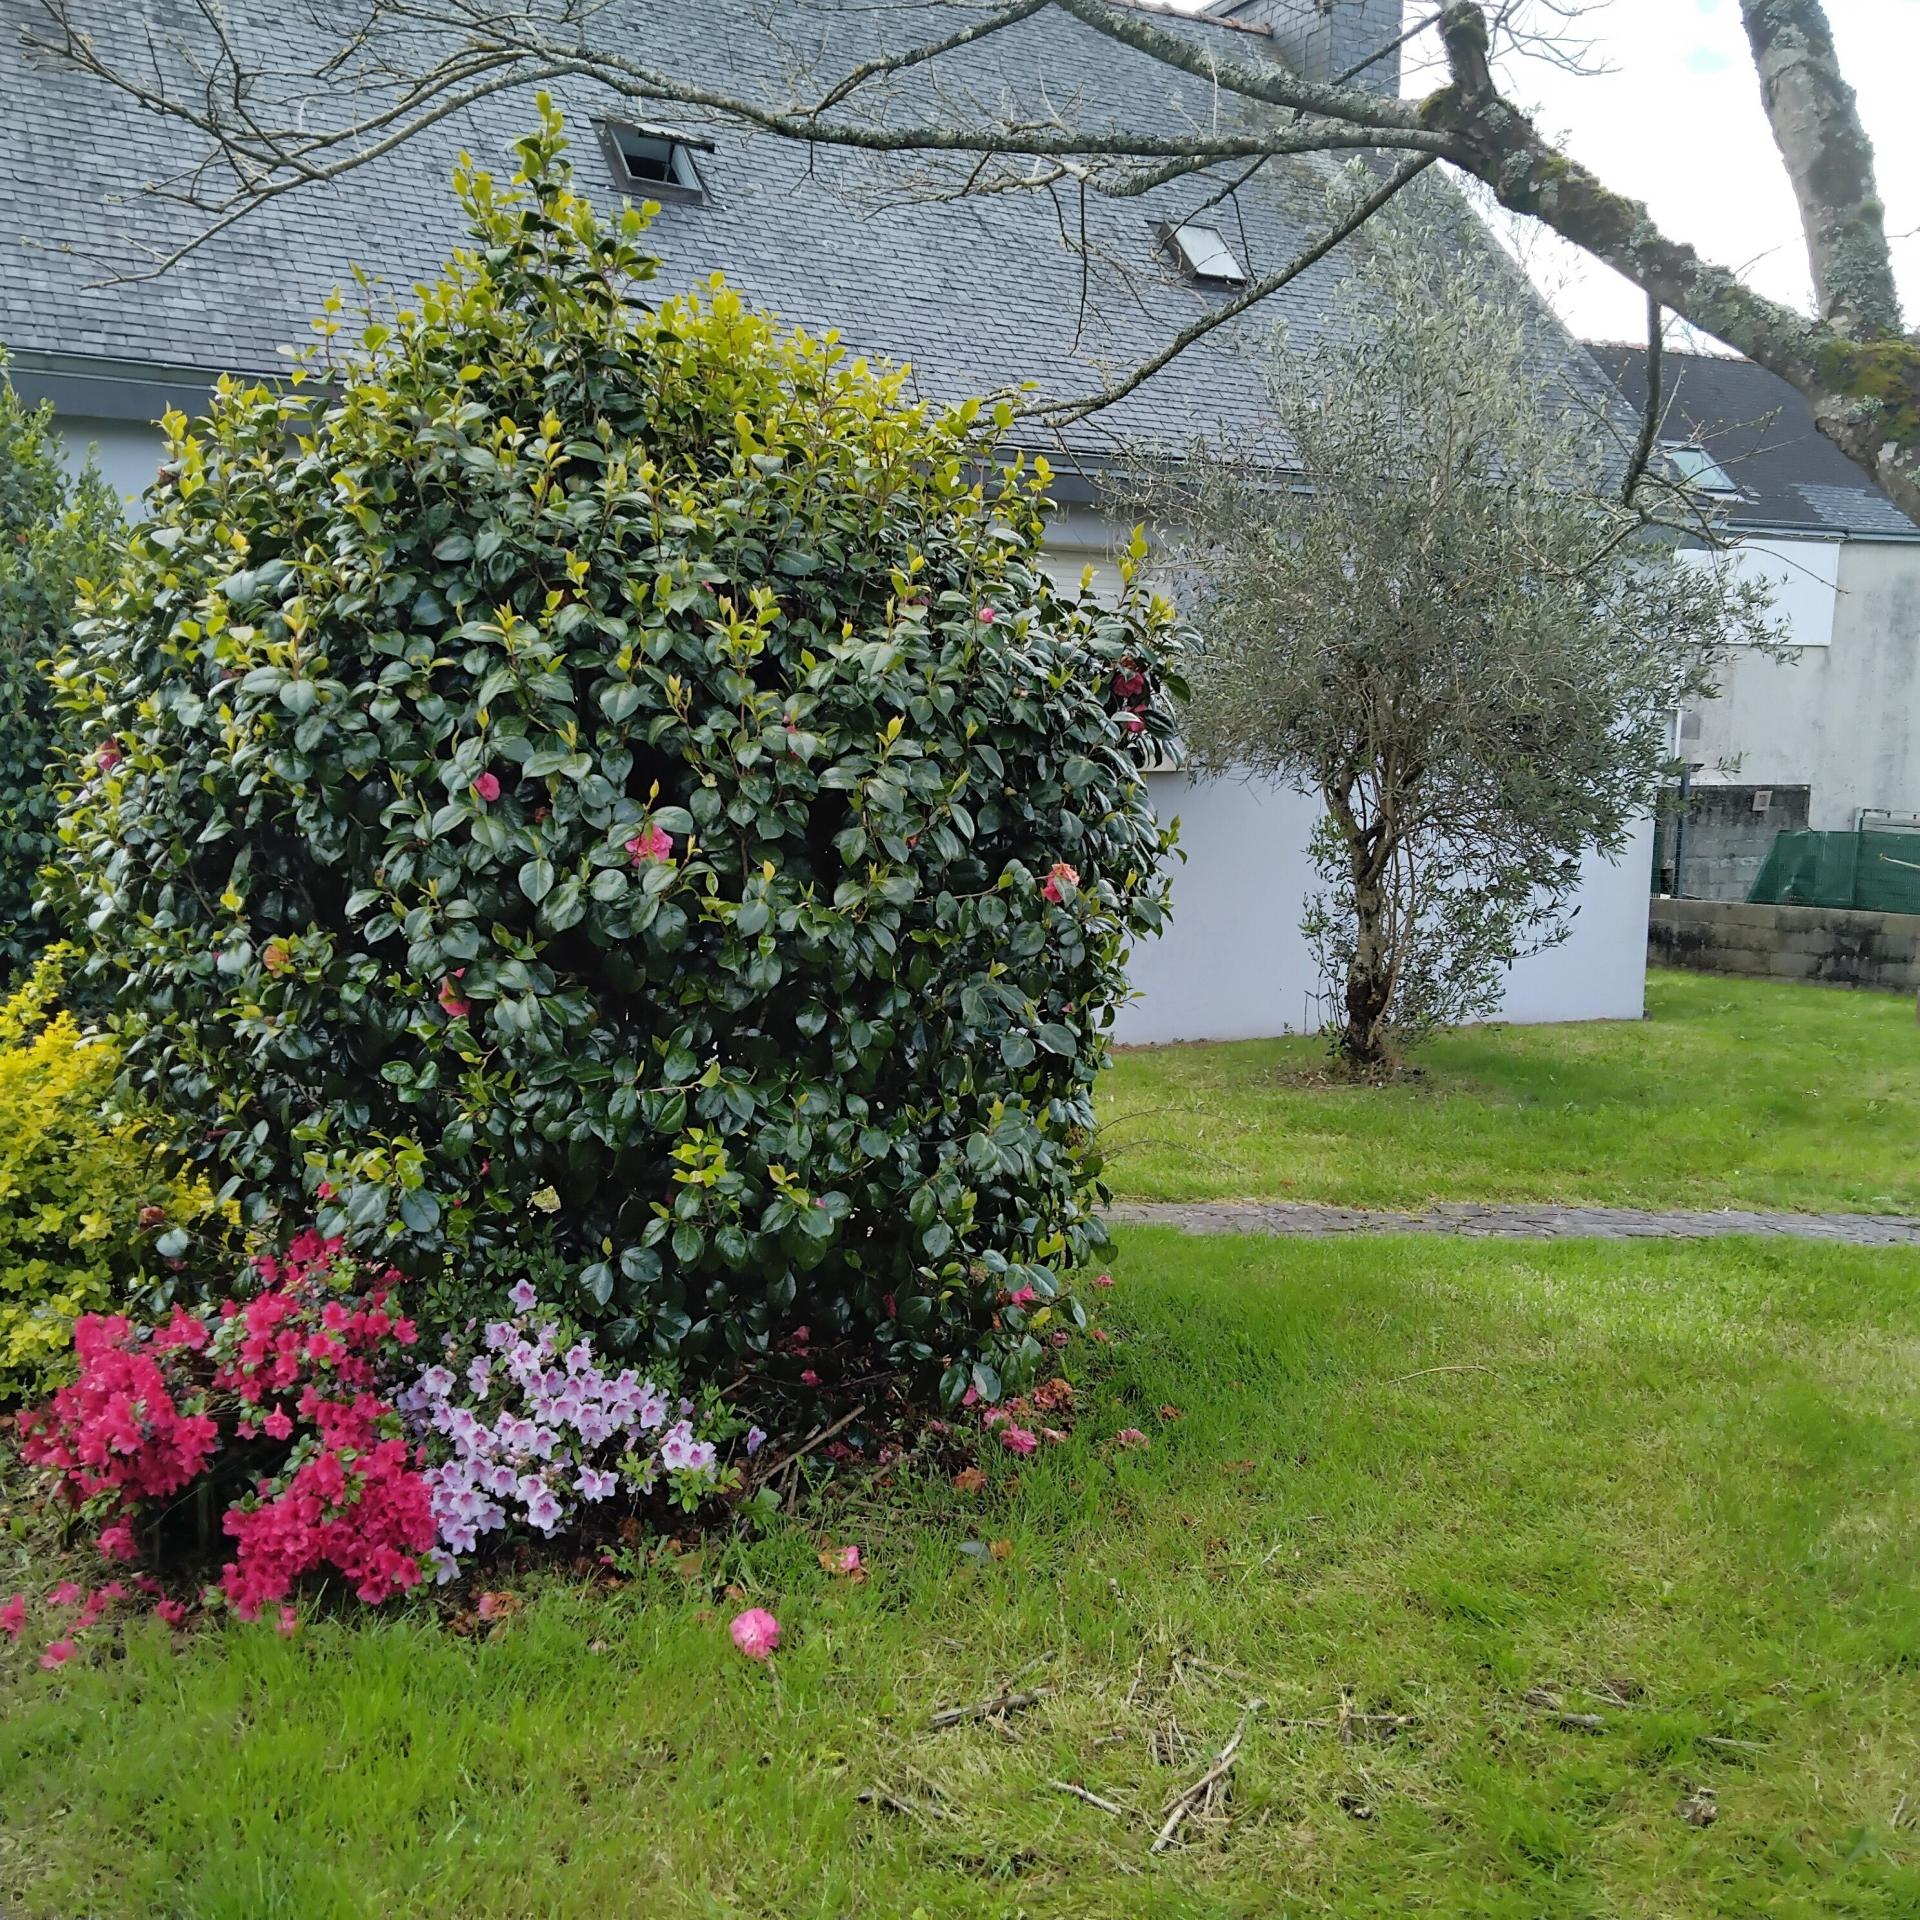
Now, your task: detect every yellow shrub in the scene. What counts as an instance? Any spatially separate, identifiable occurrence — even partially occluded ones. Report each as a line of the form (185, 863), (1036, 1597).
(0, 956), (225, 1400)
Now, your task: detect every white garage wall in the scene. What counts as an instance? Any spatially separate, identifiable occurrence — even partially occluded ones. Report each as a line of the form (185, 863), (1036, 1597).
(1114, 770), (1652, 1044)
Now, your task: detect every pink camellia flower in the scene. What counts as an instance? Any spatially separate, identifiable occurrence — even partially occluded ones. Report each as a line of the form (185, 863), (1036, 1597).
(1118, 711), (1145, 736)
(40, 1639), (76, 1670)
(472, 771), (502, 804)
(1094, 1272), (1115, 1290)
(1112, 665), (1147, 701)
(1006, 1285), (1040, 1310)
(1000, 1424), (1039, 1455)
(0, 1593), (24, 1641)
(1115, 1427), (1149, 1449)
(799, 1368), (820, 1387)
(627, 823), (673, 866)
(155, 1599), (189, 1629)
(438, 972), (471, 1019)
(828, 1545), (862, 1576)
(977, 605), (997, 624)
(1041, 862), (1079, 905)
(730, 1607), (781, 1660)
(96, 737), (123, 773)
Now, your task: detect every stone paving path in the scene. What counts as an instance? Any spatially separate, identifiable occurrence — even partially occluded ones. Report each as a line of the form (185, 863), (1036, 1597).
(1105, 1199), (1920, 1248)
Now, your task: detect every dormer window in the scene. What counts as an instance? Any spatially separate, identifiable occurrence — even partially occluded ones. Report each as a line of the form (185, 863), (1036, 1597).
(600, 121), (711, 202)
(1163, 221), (1247, 287)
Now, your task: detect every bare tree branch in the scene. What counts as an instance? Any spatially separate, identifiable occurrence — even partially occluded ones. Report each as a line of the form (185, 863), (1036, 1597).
(1620, 291), (1664, 507)
(1034, 152), (1436, 430)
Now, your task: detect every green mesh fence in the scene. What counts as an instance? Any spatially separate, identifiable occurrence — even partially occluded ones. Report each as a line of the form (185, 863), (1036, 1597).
(1747, 829), (1920, 914)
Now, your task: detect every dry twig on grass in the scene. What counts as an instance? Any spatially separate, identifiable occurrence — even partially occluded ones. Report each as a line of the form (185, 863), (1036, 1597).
(927, 1685), (1048, 1730)
(1150, 1698), (1264, 1856)
(1050, 1779), (1128, 1817)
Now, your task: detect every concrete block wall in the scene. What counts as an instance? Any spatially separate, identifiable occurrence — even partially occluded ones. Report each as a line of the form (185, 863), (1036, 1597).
(1653, 783), (1810, 903)
(1649, 897), (1920, 992)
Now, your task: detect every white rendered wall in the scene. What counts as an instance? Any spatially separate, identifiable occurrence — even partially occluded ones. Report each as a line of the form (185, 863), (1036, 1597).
(1114, 770), (1652, 1044)
(56, 416), (166, 514)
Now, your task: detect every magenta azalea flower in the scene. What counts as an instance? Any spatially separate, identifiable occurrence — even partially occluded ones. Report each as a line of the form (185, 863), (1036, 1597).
(39, 1639), (75, 1669)
(0, 1593), (24, 1641)
(730, 1607), (781, 1659)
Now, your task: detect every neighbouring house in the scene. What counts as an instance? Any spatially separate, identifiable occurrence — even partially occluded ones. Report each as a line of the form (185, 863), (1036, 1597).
(2, 0), (1655, 1040)
(1591, 345), (1920, 903)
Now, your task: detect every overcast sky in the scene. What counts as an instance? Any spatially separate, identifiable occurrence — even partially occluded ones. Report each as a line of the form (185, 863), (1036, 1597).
(1466, 0), (1920, 346)
(1171, 0), (1919, 350)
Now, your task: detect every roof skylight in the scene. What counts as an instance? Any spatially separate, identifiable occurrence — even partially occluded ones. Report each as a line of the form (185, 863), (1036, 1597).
(1164, 222), (1248, 286)
(1661, 441), (1741, 496)
(601, 121), (710, 202)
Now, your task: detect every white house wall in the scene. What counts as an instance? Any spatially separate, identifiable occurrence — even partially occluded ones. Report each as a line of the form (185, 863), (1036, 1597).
(1681, 536), (1920, 828)
(1114, 770), (1651, 1044)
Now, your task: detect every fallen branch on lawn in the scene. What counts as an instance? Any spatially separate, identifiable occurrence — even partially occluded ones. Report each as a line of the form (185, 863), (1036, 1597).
(1150, 1698), (1264, 1855)
(1050, 1779), (1128, 1817)
(928, 1685), (1049, 1730)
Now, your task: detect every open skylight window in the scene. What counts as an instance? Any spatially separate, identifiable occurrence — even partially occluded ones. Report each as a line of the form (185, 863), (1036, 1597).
(1660, 441), (1741, 496)
(1164, 222), (1247, 286)
(600, 121), (710, 201)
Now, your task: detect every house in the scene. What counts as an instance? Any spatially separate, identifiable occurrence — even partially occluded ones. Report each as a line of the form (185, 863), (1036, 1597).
(1590, 345), (1920, 902)
(1, 0), (1654, 1040)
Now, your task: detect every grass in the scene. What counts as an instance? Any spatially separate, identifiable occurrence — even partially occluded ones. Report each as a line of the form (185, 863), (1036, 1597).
(8, 1228), (1920, 1917)
(1099, 968), (1920, 1215)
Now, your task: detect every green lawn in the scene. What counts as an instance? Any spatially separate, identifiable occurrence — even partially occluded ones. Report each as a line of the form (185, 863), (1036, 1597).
(1100, 968), (1920, 1215)
(8, 1229), (1920, 1917)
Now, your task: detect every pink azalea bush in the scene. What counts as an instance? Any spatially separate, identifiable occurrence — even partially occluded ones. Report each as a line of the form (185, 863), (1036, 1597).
(19, 1230), (434, 1617)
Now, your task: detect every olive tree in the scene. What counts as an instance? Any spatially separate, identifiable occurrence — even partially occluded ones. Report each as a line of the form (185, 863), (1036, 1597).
(1163, 186), (1775, 1070)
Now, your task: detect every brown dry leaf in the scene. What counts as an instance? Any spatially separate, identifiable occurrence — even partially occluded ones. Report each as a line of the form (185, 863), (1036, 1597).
(952, 1467), (987, 1494)
(988, 1540), (1012, 1561)
(475, 1590), (522, 1622)
(673, 1550), (705, 1583)
(1158, 1404), (1184, 1423)
(724, 1582), (747, 1602)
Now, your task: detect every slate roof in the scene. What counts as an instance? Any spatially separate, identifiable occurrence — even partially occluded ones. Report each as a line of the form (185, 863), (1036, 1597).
(1589, 344), (1920, 541)
(2, 0), (1623, 477)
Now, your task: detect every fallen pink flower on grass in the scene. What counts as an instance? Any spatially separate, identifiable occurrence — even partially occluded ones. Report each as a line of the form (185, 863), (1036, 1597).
(40, 1639), (75, 1670)
(154, 1599), (189, 1629)
(48, 1581), (82, 1607)
(0, 1594), (24, 1641)
(1115, 1427), (1149, 1450)
(730, 1607), (781, 1660)
(276, 1604), (300, 1638)
(1094, 1272), (1115, 1289)
(999, 1424), (1039, 1455)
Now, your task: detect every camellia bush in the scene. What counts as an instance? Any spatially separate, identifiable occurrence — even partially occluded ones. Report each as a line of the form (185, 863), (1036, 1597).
(53, 102), (1186, 1403)
(0, 351), (122, 974)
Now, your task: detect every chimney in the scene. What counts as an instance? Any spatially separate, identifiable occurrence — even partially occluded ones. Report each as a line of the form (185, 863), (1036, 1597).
(1209, 1), (1405, 96)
